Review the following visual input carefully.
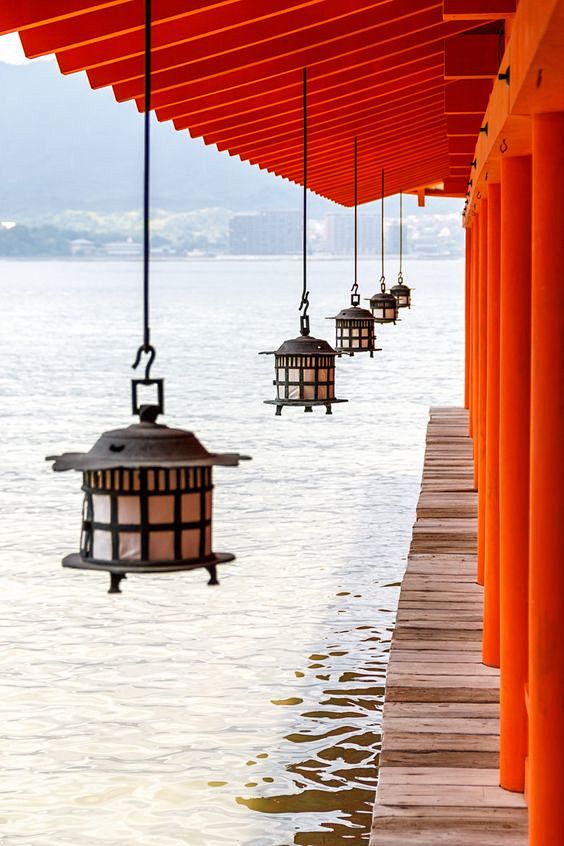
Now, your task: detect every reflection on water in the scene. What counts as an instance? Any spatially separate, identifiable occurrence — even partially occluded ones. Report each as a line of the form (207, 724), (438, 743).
(238, 624), (385, 845)
(0, 257), (463, 845)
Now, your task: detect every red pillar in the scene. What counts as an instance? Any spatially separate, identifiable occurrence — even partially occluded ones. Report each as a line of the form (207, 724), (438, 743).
(477, 198), (488, 586)
(472, 214), (481, 486)
(499, 155), (531, 792)
(465, 226), (472, 412)
(483, 183), (501, 667)
(529, 113), (564, 844)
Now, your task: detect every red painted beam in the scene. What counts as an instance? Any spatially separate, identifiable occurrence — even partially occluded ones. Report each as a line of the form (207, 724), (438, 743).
(444, 33), (502, 78)
(0, 0), (127, 35)
(445, 78), (493, 112)
(176, 76), (447, 139)
(108, 16), (468, 102)
(442, 0), (515, 20)
(446, 113), (485, 135)
(155, 56), (444, 126)
(20, 0), (238, 57)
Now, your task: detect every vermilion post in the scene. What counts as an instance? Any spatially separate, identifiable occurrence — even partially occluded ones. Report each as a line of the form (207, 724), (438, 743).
(529, 113), (564, 844)
(498, 155), (531, 793)
(464, 226), (472, 411)
(472, 214), (480, 483)
(482, 182), (500, 668)
(477, 198), (488, 586)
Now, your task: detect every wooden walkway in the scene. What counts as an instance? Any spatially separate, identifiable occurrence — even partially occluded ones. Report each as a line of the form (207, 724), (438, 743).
(370, 407), (528, 846)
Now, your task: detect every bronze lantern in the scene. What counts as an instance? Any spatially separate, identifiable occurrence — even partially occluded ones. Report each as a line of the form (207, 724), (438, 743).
(261, 333), (347, 415)
(390, 273), (412, 308)
(47, 397), (249, 593)
(328, 299), (378, 356)
(366, 279), (399, 324)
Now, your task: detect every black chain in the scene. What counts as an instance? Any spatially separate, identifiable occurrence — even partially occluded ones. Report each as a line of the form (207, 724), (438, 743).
(132, 0), (156, 378)
(299, 67), (310, 336)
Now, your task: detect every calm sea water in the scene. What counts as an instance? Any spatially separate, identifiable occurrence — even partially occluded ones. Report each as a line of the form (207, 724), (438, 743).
(0, 257), (463, 846)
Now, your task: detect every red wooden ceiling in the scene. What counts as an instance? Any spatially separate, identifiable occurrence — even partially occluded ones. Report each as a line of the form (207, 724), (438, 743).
(0, 0), (509, 205)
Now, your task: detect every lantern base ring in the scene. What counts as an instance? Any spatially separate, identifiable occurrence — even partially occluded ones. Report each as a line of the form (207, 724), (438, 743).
(62, 552), (234, 593)
(265, 398), (348, 416)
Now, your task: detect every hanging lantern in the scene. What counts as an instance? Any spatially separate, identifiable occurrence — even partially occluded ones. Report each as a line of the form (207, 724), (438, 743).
(47, 400), (248, 593)
(47, 0), (250, 593)
(328, 136), (379, 357)
(262, 334), (345, 415)
(390, 273), (412, 308)
(366, 168), (398, 324)
(367, 280), (399, 324)
(262, 67), (347, 415)
(390, 193), (412, 308)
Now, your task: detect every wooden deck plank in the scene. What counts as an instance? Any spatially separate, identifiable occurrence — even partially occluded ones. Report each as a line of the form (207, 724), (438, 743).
(370, 407), (528, 845)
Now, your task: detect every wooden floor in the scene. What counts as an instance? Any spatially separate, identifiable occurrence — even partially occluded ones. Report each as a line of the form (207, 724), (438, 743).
(370, 407), (528, 846)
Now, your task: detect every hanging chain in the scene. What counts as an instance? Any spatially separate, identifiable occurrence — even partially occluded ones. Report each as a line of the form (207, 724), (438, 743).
(299, 67), (310, 336)
(132, 0), (156, 379)
(380, 168), (386, 293)
(351, 136), (360, 307)
(397, 190), (404, 285)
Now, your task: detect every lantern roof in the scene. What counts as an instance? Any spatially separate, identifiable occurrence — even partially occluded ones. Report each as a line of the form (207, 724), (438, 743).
(47, 419), (249, 471)
(368, 290), (397, 302)
(262, 333), (338, 357)
(328, 305), (376, 322)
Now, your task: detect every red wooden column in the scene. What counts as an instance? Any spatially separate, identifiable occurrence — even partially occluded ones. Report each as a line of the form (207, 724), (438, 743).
(498, 155), (531, 792)
(471, 217), (480, 456)
(529, 113), (564, 844)
(477, 198), (488, 586)
(465, 226), (472, 412)
(483, 182), (501, 667)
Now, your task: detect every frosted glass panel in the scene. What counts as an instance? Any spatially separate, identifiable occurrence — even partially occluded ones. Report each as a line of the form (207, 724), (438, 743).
(288, 369), (300, 381)
(317, 385), (327, 400)
(119, 532), (141, 561)
(303, 369), (315, 381)
(318, 369), (328, 381)
(118, 496), (140, 525)
(182, 530), (200, 560)
(92, 529), (112, 561)
(181, 493), (200, 522)
(303, 385), (315, 400)
(149, 495), (174, 523)
(205, 526), (212, 556)
(149, 531), (174, 561)
(92, 494), (111, 523)
(288, 384), (300, 399)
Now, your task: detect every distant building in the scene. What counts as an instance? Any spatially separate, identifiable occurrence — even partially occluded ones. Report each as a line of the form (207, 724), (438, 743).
(229, 210), (301, 254)
(69, 238), (97, 256)
(103, 238), (142, 258)
(325, 213), (379, 254)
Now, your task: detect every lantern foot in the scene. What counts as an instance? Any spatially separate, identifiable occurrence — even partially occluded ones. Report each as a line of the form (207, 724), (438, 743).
(275, 405), (282, 416)
(325, 404), (333, 415)
(206, 564), (219, 586)
(304, 406), (313, 413)
(108, 572), (126, 594)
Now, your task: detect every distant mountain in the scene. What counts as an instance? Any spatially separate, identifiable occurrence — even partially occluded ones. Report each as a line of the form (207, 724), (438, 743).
(0, 60), (462, 220)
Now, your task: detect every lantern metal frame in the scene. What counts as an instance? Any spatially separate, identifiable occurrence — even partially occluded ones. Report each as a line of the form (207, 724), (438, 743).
(262, 334), (347, 415)
(262, 67), (347, 415)
(48, 403), (249, 592)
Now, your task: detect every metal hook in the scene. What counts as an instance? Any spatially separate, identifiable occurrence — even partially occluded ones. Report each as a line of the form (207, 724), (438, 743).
(380, 275), (386, 293)
(132, 343), (156, 380)
(500, 138), (508, 154)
